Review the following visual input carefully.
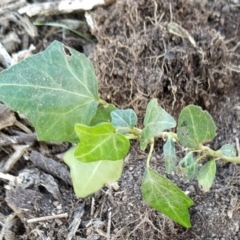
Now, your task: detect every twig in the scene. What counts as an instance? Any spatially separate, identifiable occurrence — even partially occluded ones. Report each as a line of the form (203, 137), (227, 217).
(27, 213), (68, 223)
(0, 0), (26, 15)
(107, 210), (112, 240)
(18, 0), (116, 17)
(236, 138), (240, 157)
(0, 42), (15, 68)
(0, 133), (37, 146)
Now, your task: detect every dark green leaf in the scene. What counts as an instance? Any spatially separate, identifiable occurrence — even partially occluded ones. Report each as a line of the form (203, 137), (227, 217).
(0, 40), (99, 142)
(74, 123), (130, 162)
(218, 144), (236, 157)
(90, 104), (116, 126)
(163, 137), (177, 173)
(179, 152), (198, 180)
(140, 99), (176, 150)
(141, 167), (193, 228)
(177, 105), (216, 149)
(64, 147), (123, 197)
(111, 109), (137, 133)
(197, 160), (216, 192)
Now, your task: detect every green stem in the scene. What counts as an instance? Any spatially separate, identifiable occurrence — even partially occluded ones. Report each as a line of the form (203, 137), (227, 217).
(200, 145), (240, 163)
(98, 98), (109, 107)
(146, 139), (154, 168)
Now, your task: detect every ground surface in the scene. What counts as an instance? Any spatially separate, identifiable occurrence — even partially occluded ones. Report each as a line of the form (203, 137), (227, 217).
(1, 0), (240, 239)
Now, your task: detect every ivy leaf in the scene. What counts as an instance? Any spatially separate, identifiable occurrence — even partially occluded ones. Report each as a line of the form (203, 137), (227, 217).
(218, 144), (236, 157)
(63, 147), (123, 197)
(197, 160), (216, 192)
(177, 105), (216, 149)
(0, 40), (99, 142)
(74, 123), (130, 162)
(90, 104), (116, 126)
(140, 99), (176, 150)
(163, 137), (177, 173)
(111, 109), (137, 133)
(179, 152), (198, 180)
(141, 167), (193, 228)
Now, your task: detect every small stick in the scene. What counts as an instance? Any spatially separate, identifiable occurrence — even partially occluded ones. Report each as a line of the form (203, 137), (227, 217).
(27, 213), (68, 223)
(107, 210), (112, 240)
(236, 138), (240, 157)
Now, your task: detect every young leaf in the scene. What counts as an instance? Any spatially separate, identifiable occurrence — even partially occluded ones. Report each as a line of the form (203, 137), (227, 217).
(141, 167), (193, 228)
(111, 109), (137, 133)
(163, 136), (177, 173)
(177, 105), (216, 149)
(179, 152), (198, 180)
(197, 160), (216, 192)
(90, 104), (116, 126)
(63, 147), (123, 197)
(218, 144), (236, 157)
(140, 98), (176, 150)
(74, 123), (130, 162)
(0, 40), (99, 142)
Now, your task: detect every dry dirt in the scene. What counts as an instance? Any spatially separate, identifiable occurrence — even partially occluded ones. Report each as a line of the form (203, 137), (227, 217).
(1, 0), (240, 239)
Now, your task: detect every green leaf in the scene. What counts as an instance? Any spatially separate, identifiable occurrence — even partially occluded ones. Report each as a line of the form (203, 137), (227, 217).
(218, 144), (236, 157)
(140, 99), (176, 150)
(179, 152), (198, 180)
(177, 105), (216, 149)
(0, 40), (99, 142)
(141, 167), (193, 228)
(64, 147), (123, 197)
(163, 137), (177, 173)
(74, 123), (130, 162)
(197, 160), (216, 192)
(90, 104), (116, 126)
(111, 109), (137, 133)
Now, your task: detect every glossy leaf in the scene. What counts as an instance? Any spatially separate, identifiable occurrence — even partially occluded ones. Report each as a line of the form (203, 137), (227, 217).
(218, 144), (236, 157)
(141, 167), (193, 228)
(74, 123), (130, 162)
(140, 98), (176, 150)
(111, 109), (137, 133)
(179, 152), (198, 180)
(177, 105), (216, 149)
(90, 104), (116, 126)
(64, 147), (123, 197)
(197, 160), (216, 192)
(0, 40), (99, 142)
(163, 136), (177, 173)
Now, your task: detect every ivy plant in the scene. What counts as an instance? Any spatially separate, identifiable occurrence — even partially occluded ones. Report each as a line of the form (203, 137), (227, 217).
(0, 41), (239, 228)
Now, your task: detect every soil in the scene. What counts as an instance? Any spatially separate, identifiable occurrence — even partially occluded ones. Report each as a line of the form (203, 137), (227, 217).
(1, 0), (240, 239)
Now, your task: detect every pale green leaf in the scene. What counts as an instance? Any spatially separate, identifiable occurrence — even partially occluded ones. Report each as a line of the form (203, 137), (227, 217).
(140, 99), (176, 150)
(218, 144), (236, 157)
(64, 147), (123, 197)
(179, 152), (198, 180)
(197, 160), (216, 192)
(177, 105), (216, 149)
(90, 104), (116, 126)
(163, 137), (177, 173)
(74, 123), (130, 162)
(0, 40), (99, 142)
(141, 167), (193, 228)
(111, 109), (137, 133)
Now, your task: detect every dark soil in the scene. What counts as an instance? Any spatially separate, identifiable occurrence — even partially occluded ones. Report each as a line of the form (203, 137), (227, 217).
(1, 0), (240, 239)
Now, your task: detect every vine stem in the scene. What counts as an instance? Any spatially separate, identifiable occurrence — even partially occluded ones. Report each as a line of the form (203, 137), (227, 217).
(200, 145), (240, 163)
(146, 139), (154, 168)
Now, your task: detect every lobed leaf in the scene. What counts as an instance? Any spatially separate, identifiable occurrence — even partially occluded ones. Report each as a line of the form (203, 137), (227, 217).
(140, 99), (176, 150)
(64, 147), (123, 197)
(177, 105), (216, 149)
(141, 167), (193, 228)
(218, 144), (236, 157)
(163, 136), (177, 173)
(111, 109), (137, 133)
(90, 104), (116, 126)
(197, 160), (216, 192)
(74, 123), (130, 162)
(179, 152), (198, 180)
(0, 40), (99, 142)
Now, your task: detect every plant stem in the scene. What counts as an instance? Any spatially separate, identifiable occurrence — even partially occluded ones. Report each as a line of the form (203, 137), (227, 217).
(146, 139), (154, 168)
(98, 98), (109, 107)
(201, 145), (240, 163)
